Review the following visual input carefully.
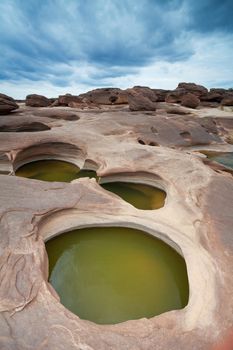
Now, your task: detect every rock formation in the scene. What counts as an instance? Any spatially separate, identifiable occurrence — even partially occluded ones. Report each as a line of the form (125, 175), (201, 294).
(0, 93), (19, 114)
(25, 94), (51, 107)
(79, 88), (128, 105)
(0, 84), (233, 350)
(181, 93), (200, 109)
(127, 88), (157, 111)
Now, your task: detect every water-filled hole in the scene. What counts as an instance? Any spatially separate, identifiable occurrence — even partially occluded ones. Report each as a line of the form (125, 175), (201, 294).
(101, 182), (166, 209)
(200, 151), (233, 169)
(16, 160), (166, 210)
(16, 159), (97, 182)
(46, 226), (189, 325)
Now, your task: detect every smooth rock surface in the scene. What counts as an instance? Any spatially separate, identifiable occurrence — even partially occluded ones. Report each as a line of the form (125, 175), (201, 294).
(0, 103), (233, 350)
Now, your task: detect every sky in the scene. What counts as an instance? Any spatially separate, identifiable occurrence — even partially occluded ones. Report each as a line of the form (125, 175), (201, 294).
(0, 0), (233, 99)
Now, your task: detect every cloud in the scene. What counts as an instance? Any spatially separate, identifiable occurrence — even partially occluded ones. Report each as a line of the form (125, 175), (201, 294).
(0, 0), (232, 98)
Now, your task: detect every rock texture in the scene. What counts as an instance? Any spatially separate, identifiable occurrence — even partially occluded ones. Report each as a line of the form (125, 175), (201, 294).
(0, 92), (233, 350)
(0, 93), (19, 114)
(127, 89), (157, 111)
(177, 82), (208, 98)
(79, 88), (128, 105)
(26, 94), (51, 107)
(181, 93), (200, 109)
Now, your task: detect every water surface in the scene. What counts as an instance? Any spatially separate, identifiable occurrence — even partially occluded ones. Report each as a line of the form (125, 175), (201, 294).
(16, 160), (166, 209)
(101, 182), (166, 209)
(202, 151), (233, 169)
(46, 227), (189, 324)
(16, 159), (97, 182)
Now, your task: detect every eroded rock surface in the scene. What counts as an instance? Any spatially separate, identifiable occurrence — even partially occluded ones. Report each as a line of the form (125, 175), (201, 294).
(0, 101), (233, 350)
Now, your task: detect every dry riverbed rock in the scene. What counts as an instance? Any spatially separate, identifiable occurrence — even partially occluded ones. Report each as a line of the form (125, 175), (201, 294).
(0, 100), (233, 350)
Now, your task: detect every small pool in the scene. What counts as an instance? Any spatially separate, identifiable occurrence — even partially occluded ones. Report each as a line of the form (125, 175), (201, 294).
(202, 151), (233, 169)
(101, 182), (166, 210)
(16, 160), (166, 210)
(15, 159), (97, 182)
(46, 226), (189, 325)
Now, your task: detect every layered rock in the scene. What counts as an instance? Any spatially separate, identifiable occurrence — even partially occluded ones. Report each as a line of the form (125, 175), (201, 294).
(0, 93), (19, 114)
(25, 94), (51, 107)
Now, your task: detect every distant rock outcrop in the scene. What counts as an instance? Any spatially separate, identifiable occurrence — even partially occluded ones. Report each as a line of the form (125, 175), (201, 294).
(152, 89), (171, 102)
(79, 88), (128, 105)
(177, 82), (208, 98)
(165, 88), (186, 103)
(0, 93), (19, 114)
(57, 94), (83, 106)
(127, 89), (156, 111)
(25, 94), (51, 107)
(132, 86), (158, 102)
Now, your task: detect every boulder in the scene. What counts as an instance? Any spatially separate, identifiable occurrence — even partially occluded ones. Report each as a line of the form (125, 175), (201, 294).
(132, 86), (158, 102)
(0, 93), (19, 114)
(79, 88), (128, 105)
(25, 94), (51, 107)
(181, 93), (200, 109)
(177, 82), (208, 98)
(127, 89), (156, 111)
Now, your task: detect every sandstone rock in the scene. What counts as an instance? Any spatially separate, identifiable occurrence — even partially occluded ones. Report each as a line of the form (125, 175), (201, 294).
(201, 88), (226, 103)
(132, 86), (158, 102)
(0, 93), (19, 114)
(79, 88), (128, 105)
(165, 88), (186, 103)
(177, 82), (208, 98)
(181, 93), (200, 109)
(221, 92), (233, 106)
(25, 94), (51, 107)
(152, 89), (171, 102)
(127, 89), (156, 111)
(58, 94), (82, 106)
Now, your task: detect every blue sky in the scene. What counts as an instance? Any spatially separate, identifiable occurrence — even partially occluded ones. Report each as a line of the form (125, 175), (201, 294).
(0, 0), (233, 98)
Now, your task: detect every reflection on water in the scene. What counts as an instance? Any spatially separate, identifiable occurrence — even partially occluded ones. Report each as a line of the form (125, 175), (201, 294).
(46, 227), (189, 324)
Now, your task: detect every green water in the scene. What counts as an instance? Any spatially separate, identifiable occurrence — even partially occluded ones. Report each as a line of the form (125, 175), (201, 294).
(102, 182), (166, 209)
(16, 160), (166, 209)
(16, 160), (97, 182)
(205, 152), (233, 169)
(46, 227), (189, 324)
